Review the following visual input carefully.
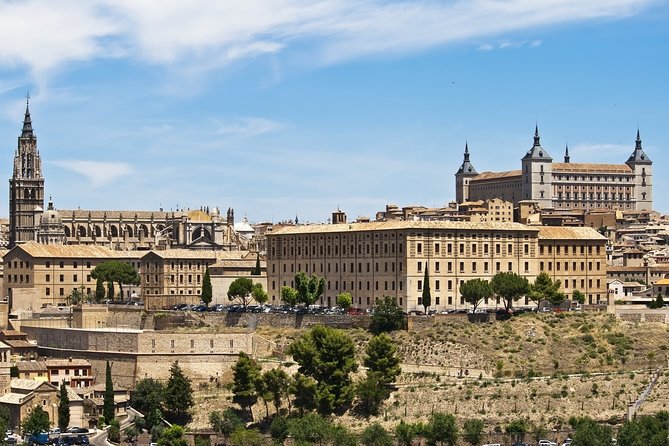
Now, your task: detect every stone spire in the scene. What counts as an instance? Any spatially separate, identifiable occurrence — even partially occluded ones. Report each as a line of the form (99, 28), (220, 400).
(21, 94), (34, 139)
(626, 128), (651, 165)
(522, 125), (552, 160)
(564, 144), (570, 163)
(456, 142), (478, 175)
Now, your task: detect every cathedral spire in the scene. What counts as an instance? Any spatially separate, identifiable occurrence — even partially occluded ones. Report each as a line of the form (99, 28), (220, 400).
(533, 124), (541, 147)
(564, 143), (570, 163)
(627, 128), (651, 165)
(636, 128), (642, 150)
(21, 93), (34, 139)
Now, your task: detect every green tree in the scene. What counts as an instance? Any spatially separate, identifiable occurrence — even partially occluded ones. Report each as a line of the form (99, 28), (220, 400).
(370, 296), (405, 334)
(107, 281), (115, 301)
(251, 253), (261, 276)
(570, 417), (613, 446)
(231, 352), (262, 418)
(294, 271), (325, 306)
(421, 266), (431, 313)
(22, 405), (50, 436)
(210, 409), (244, 438)
(354, 375), (387, 417)
(364, 333), (401, 387)
(280, 286), (299, 306)
(529, 271), (564, 308)
(201, 268), (213, 306)
(251, 283), (268, 306)
(124, 426), (139, 443)
(331, 424), (358, 446)
(95, 276), (105, 302)
(336, 292), (353, 310)
(164, 361), (194, 422)
(361, 422), (393, 446)
(427, 412), (458, 446)
(290, 373), (318, 415)
(91, 260), (140, 302)
(229, 428), (265, 446)
(287, 413), (332, 445)
(572, 289), (586, 305)
(228, 277), (254, 309)
(130, 378), (165, 429)
(462, 418), (485, 446)
(491, 272), (530, 311)
(157, 425), (188, 446)
(505, 419), (529, 444)
(269, 416), (289, 443)
(460, 279), (493, 312)
(108, 419), (121, 443)
(261, 368), (290, 413)
(649, 293), (665, 309)
(103, 361), (115, 424)
(395, 421), (419, 446)
(617, 413), (668, 446)
(286, 325), (358, 414)
(58, 382), (70, 432)
(67, 287), (86, 305)
(530, 422), (549, 446)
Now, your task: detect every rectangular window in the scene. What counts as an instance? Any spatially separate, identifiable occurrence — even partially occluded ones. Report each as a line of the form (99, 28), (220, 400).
(417, 280), (422, 291)
(46, 274), (50, 282)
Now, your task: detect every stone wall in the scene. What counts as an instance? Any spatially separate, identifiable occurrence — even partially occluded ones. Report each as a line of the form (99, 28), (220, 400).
(613, 307), (669, 324)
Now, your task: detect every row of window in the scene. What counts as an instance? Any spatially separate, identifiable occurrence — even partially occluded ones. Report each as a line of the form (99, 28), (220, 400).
(557, 192), (632, 201)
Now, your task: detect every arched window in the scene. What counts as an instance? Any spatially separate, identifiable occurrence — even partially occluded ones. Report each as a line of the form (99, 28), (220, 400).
(110, 226), (119, 237)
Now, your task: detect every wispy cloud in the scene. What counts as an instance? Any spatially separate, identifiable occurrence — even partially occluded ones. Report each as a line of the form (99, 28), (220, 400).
(51, 160), (133, 187)
(0, 0), (653, 79)
(571, 143), (632, 157)
(213, 117), (285, 138)
(478, 39), (543, 51)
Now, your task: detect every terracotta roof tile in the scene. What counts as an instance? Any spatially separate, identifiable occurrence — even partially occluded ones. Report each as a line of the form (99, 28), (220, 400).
(538, 226), (607, 241)
(552, 163), (633, 173)
(471, 170), (522, 181)
(269, 220), (537, 235)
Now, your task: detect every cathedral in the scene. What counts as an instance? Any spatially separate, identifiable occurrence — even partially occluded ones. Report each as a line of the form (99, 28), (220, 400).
(455, 126), (653, 212)
(8, 100), (248, 251)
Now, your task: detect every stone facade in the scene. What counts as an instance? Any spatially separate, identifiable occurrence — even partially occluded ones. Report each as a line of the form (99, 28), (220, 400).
(456, 127), (653, 212)
(266, 220), (608, 312)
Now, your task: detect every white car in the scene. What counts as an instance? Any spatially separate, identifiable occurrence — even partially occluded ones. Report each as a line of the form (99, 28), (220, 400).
(539, 441), (557, 446)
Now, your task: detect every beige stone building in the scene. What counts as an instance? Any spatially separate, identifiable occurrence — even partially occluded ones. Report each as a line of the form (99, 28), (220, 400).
(266, 221), (608, 312)
(2, 243), (143, 311)
(455, 128), (653, 211)
(45, 358), (94, 388)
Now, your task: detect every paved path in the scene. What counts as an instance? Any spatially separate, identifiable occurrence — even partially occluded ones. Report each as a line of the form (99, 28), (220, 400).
(90, 408), (142, 446)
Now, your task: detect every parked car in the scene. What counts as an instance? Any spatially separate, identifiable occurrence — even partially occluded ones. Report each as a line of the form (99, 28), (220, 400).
(539, 441), (557, 446)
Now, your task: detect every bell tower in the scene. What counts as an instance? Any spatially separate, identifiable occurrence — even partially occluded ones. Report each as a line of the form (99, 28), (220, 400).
(9, 95), (45, 247)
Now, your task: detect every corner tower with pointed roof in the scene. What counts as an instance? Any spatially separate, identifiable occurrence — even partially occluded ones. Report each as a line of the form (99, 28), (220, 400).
(521, 125), (553, 209)
(9, 96), (45, 247)
(455, 143), (478, 203)
(626, 129), (653, 211)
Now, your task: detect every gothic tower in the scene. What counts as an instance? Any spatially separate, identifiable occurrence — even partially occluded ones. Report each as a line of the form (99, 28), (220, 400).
(626, 129), (653, 211)
(9, 97), (44, 247)
(455, 143), (478, 203)
(521, 125), (553, 208)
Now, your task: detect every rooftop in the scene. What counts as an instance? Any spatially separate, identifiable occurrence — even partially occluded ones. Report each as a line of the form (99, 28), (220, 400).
(552, 163), (633, 174)
(269, 220), (538, 236)
(471, 170), (522, 182)
(8, 243), (144, 259)
(538, 226), (607, 241)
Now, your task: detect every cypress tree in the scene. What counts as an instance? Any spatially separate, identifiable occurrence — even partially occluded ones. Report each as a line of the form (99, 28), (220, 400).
(421, 266), (431, 313)
(251, 253), (261, 275)
(201, 268), (212, 306)
(95, 277), (105, 302)
(103, 361), (115, 423)
(58, 382), (70, 431)
(107, 282), (115, 301)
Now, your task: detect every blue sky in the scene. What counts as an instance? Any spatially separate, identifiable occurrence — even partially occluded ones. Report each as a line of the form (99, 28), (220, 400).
(0, 0), (667, 223)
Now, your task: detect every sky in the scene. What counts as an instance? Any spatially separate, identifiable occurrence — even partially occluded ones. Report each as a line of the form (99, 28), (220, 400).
(0, 0), (667, 224)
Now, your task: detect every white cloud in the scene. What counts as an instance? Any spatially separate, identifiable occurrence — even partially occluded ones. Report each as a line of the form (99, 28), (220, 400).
(0, 0), (653, 77)
(51, 160), (133, 187)
(478, 39), (543, 51)
(571, 143), (632, 158)
(213, 117), (285, 138)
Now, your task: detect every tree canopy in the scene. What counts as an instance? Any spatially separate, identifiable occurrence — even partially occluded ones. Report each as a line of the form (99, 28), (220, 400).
(295, 272), (325, 306)
(130, 378), (165, 429)
(460, 278), (493, 311)
(529, 271), (565, 308)
(280, 286), (299, 306)
(336, 292), (352, 309)
(570, 417), (614, 446)
(103, 361), (115, 423)
(286, 325), (358, 414)
(251, 283), (268, 306)
(22, 406), (50, 435)
(491, 272), (530, 310)
(91, 260), (140, 301)
(58, 382), (70, 432)
(421, 266), (431, 313)
(164, 361), (194, 422)
(227, 277), (254, 308)
(231, 352), (262, 418)
(427, 412), (459, 446)
(201, 268), (213, 306)
(364, 333), (401, 387)
(370, 296), (405, 334)
(617, 413), (668, 446)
